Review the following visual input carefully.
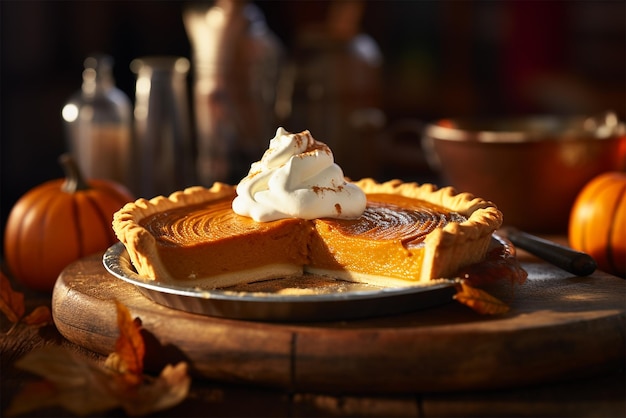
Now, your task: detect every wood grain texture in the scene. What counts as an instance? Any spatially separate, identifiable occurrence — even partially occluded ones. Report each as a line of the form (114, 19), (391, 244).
(52, 252), (625, 394)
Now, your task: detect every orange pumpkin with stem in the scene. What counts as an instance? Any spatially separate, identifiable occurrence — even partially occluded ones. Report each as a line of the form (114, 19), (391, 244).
(568, 171), (626, 278)
(3, 154), (134, 291)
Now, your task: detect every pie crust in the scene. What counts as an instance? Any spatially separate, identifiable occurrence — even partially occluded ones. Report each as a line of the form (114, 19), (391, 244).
(112, 179), (502, 288)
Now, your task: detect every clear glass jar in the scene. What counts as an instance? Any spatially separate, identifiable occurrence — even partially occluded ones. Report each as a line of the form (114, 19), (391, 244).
(62, 54), (132, 187)
(131, 56), (194, 199)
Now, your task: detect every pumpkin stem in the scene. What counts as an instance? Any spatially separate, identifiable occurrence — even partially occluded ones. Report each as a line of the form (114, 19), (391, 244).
(59, 153), (90, 193)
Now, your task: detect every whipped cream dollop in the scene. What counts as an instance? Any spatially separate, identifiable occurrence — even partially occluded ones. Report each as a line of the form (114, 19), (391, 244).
(232, 127), (366, 222)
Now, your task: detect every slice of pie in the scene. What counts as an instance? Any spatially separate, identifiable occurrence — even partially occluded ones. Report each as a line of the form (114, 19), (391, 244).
(112, 178), (502, 289)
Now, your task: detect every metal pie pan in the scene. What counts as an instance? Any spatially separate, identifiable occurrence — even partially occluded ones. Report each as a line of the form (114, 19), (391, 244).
(102, 242), (459, 322)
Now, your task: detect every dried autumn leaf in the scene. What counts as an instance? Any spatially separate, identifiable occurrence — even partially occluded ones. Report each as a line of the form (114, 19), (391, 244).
(7, 300), (192, 417)
(0, 271), (25, 324)
(8, 346), (191, 417)
(457, 244), (528, 287)
(454, 280), (510, 315)
(22, 305), (53, 327)
(121, 362), (192, 416)
(107, 300), (145, 384)
(6, 346), (121, 416)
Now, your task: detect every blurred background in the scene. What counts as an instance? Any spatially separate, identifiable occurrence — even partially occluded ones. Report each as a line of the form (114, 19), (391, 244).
(1, 0), (625, 240)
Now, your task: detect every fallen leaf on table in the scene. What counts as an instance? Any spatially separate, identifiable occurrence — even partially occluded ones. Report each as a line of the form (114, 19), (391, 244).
(0, 271), (25, 324)
(7, 300), (191, 416)
(454, 280), (510, 315)
(456, 243), (528, 287)
(1, 271), (53, 333)
(104, 300), (145, 385)
(7, 346), (123, 416)
(22, 305), (53, 327)
(122, 362), (192, 416)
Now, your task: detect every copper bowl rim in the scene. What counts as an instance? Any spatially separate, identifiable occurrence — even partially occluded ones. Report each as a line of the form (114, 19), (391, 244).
(423, 113), (625, 143)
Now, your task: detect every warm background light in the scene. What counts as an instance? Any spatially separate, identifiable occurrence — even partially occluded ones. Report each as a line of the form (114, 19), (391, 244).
(1, 1), (624, 252)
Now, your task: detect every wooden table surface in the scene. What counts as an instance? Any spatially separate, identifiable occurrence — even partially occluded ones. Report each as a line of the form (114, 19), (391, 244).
(2, 236), (625, 418)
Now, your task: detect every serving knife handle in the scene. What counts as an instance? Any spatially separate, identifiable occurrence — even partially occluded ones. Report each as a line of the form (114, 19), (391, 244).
(505, 228), (597, 276)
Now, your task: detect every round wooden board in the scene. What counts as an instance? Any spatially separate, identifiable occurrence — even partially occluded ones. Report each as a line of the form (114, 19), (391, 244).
(52, 252), (625, 394)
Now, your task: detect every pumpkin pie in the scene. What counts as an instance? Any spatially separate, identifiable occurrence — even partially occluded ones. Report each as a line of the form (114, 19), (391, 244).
(112, 178), (502, 289)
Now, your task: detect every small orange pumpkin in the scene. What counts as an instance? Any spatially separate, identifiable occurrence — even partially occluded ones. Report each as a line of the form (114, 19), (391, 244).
(569, 171), (626, 278)
(4, 154), (134, 291)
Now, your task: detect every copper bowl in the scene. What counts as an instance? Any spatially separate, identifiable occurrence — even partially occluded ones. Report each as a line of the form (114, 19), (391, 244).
(422, 113), (626, 233)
